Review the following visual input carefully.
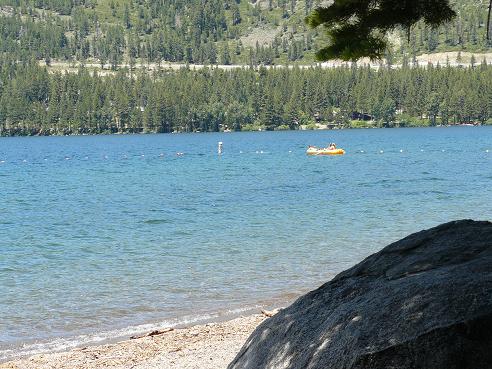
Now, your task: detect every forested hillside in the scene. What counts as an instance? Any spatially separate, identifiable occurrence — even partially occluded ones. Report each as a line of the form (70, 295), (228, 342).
(1, 58), (490, 136)
(0, 0), (491, 67)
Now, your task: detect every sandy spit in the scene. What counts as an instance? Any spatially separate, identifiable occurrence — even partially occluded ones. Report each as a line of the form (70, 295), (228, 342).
(0, 314), (268, 369)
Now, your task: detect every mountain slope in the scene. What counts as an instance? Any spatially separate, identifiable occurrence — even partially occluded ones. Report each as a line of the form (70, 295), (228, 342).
(0, 0), (490, 67)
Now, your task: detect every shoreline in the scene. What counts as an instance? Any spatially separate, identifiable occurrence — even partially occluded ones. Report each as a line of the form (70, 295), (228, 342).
(0, 123), (489, 139)
(0, 297), (292, 365)
(0, 312), (274, 369)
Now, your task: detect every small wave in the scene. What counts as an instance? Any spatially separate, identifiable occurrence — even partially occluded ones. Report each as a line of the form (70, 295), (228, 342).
(177, 207), (197, 212)
(143, 219), (172, 225)
(172, 230), (192, 237)
(359, 178), (404, 187)
(419, 177), (445, 182)
(0, 307), (261, 363)
(400, 189), (446, 196)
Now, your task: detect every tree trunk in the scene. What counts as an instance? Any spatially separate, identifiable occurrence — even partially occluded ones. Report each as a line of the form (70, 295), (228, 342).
(487, 0), (492, 40)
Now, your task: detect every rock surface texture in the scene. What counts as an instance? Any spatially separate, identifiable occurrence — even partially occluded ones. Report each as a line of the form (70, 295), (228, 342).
(229, 220), (492, 369)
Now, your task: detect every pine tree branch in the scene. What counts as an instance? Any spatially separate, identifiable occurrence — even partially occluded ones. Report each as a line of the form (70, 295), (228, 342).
(306, 0), (456, 60)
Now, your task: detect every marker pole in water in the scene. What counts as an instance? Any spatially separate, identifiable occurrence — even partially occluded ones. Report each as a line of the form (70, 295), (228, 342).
(218, 142), (223, 155)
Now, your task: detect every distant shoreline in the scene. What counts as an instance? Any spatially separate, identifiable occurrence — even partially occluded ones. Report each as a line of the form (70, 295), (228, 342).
(0, 123), (489, 139)
(3, 60), (490, 138)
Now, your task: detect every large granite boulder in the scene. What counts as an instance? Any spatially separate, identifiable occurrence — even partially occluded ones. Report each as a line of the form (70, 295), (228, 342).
(229, 220), (492, 369)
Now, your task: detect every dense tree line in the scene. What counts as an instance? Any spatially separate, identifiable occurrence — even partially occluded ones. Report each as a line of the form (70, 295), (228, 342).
(0, 57), (491, 136)
(0, 0), (490, 67)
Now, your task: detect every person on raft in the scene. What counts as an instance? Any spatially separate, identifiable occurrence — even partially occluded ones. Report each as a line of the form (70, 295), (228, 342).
(328, 143), (337, 150)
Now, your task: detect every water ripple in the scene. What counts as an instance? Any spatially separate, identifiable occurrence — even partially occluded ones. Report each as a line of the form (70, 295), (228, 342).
(1, 127), (492, 360)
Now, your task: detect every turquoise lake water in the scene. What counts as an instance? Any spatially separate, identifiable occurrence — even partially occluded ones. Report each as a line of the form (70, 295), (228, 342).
(1, 127), (492, 360)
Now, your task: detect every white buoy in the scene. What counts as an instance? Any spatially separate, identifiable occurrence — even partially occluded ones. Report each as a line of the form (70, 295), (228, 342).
(379, 150), (384, 154)
(486, 149), (490, 153)
(360, 150), (364, 153)
(400, 149), (403, 153)
(218, 142), (223, 155)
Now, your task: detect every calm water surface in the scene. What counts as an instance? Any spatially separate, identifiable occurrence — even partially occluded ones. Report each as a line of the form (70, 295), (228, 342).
(1, 127), (491, 360)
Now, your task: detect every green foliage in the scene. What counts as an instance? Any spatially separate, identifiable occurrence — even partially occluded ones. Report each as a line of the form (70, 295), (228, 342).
(306, 0), (457, 60)
(0, 0), (489, 67)
(242, 123), (265, 131)
(349, 120), (374, 129)
(398, 114), (431, 127)
(0, 58), (491, 136)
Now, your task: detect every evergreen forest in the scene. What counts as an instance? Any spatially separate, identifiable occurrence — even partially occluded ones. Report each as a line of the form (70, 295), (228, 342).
(0, 0), (491, 67)
(1, 58), (491, 136)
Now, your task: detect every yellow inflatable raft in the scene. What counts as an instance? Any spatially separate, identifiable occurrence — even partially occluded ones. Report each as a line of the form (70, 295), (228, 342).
(306, 146), (345, 156)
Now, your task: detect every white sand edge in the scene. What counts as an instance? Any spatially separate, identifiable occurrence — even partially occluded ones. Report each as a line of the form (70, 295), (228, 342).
(0, 314), (270, 369)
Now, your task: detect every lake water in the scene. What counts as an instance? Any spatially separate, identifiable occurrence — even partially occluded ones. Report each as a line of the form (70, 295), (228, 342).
(1, 127), (491, 361)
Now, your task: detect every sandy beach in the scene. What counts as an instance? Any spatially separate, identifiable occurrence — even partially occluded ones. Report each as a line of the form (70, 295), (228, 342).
(0, 314), (268, 369)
